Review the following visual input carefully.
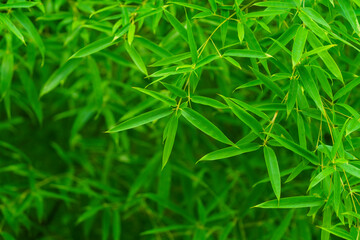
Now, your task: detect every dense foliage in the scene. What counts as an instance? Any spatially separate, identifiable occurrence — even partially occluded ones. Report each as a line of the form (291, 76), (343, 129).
(2, 0), (360, 239)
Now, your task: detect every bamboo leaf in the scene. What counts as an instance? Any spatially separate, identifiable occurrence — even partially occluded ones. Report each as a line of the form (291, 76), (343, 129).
(269, 133), (319, 165)
(107, 107), (173, 133)
(224, 49), (271, 58)
(292, 26), (308, 67)
(41, 59), (82, 96)
(263, 146), (281, 200)
(255, 196), (324, 208)
(162, 114), (179, 169)
(199, 143), (260, 161)
(125, 42), (148, 75)
(181, 107), (233, 145)
(133, 87), (177, 106)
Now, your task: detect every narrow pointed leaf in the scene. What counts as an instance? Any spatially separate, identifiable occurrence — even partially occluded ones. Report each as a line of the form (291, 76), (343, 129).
(181, 107), (233, 145)
(199, 143), (260, 161)
(264, 146), (281, 200)
(107, 107), (173, 133)
(162, 114), (178, 169)
(133, 87), (177, 106)
(269, 133), (319, 165)
(255, 196), (324, 208)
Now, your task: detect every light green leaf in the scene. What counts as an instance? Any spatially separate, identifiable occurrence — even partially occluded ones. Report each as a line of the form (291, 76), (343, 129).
(308, 167), (335, 190)
(338, 163), (360, 179)
(133, 87), (177, 106)
(255, 196), (324, 208)
(107, 107), (173, 133)
(223, 97), (264, 137)
(13, 10), (45, 61)
(319, 226), (353, 240)
(70, 36), (115, 59)
(307, 32), (343, 82)
(162, 114), (179, 169)
(150, 52), (191, 67)
(269, 133), (319, 165)
(251, 68), (285, 98)
(125, 42), (148, 75)
(191, 95), (227, 109)
(292, 26), (308, 67)
(186, 14), (197, 63)
(224, 49), (271, 58)
(0, 2), (39, 10)
(298, 11), (330, 43)
(162, 83), (187, 98)
(254, 2), (296, 8)
(298, 66), (324, 113)
(334, 77), (360, 100)
(41, 58), (82, 96)
(164, 10), (187, 41)
(338, 0), (360, 37)
(199, 143), (260, 162)
(128, 23), (135, 45)
(0, 14), (25, 44)
(263, 146), (281, 200)
(181, 107), (233, 145)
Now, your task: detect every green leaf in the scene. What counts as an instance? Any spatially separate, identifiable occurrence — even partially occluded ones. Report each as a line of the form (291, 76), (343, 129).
(319, 226), (353, 240)
(338, 0), (360, 37)
(164, 10), (187, 41)
(133, 87), (177, 106)
(186, 14), (197, 63)
(254, 1), (296, 8)
(223, 97), (264, 137)
(255, 196), (324, 208)
(181, 107), (233, 145)
(40, 58), (82, 96)
(162, 114), (179, 169)
(237, 22), (244, 44)
(292, 26), (308, 67)
(169, 2), (211, 13)
(125, 42), (148, 75)
(0, 14), (25, 44)
(230, 98), (269, 120)
(162, 83), (187, 98)
(307, 32), (343, 82)
(70, 36), (115, 59)
(338, 163), (360, 179)
(0, 2), (39, 10)
(208, 0), (217, 12)
(191, 95), (227, 109)
(245, 10), (288, 18)
(150, 52), (192, 67)
(224, 49), (271, 58)
(112, 210), (121, 240)
(251, 68), (285, 98)
(107, 107), (173, 133)
(286, 78), (298, 116)
(298, 66), (324, 112)
(128, 23), (135, 45)
(135, 36), (172, 58)
(334, 77), (360, 100)
(269, 133), (319, 165)
(0, 47), (14, 99)
(302, 7), (331, 30)
(12, 10), (45, 61)
(199, 143), (260, 161)
(298, 11), (330, 43)
(195, 55), (220, 69)
(308, 167), (335, 190)
(263, 146), (281, 200)
(76, 205), (104, 224)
